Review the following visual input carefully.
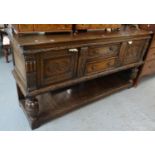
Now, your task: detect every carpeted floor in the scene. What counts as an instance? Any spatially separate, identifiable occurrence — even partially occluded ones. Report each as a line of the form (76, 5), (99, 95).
(0, 54), (155, 131)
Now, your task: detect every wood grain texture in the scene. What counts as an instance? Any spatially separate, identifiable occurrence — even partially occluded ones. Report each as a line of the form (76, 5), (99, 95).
(123, 40), (147, 65)
(141, 60), (155, 76)
(85, 57), (117, 75)
(87, 43), (120, 59)
(9, 26), (152, 129)
(20, 70), (132, 129)
(34, 24), (72, 32)
(146, 48), (155, 60)
(136, 25), (155, 84)
(76, 24), (122, 30)
(40, 49), (78, 86)
(12, 24), (34, 33)
(12, 24), (72, 33)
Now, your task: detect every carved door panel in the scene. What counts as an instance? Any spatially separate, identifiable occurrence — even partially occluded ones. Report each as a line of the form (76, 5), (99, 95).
(40, 49), (78, 86)
(78, 43), (121, 76)
(122, 39), (147, 65)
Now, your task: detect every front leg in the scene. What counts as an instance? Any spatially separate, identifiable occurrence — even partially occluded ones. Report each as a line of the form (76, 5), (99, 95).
(129, 67), (139, 84)
(25, 97), (39, 121)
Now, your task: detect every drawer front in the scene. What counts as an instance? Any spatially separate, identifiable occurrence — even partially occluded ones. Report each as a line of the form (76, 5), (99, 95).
(87, 43), (121, 60)
(139, 24), (155, 31)
(123, 39), (147, 65)
(142, 60), (155, 76)
(146, 48), (155, 60)
(76, 24), (121, 30)
(85, 57), (117, 75)
(18, 24), (34, 32)
(34, 24), (72, 32)
(40, 49), (78, 86)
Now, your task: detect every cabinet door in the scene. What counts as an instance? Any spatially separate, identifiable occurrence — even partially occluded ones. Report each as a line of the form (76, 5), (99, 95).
(40, 49), (78, 86)
(122, 39), (147, 65)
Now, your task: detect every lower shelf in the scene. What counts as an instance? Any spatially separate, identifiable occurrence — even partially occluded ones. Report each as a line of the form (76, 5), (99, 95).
(20, 70), (133, 129)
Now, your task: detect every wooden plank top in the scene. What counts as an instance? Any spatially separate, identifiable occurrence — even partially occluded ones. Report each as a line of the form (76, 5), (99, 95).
(12, 29), (152, 46)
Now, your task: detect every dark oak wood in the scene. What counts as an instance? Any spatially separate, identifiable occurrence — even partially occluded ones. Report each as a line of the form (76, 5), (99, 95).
(9, 26), (152, 129)
(12, 24), (72, 34)
(12, 24), (122, 34)
(20, 71), (132, 129)
(136, 25), (155, 85)
(76, 24), (122, 32)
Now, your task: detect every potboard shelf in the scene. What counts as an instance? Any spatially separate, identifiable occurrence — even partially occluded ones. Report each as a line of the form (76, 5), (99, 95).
(20, 71), (132, 129)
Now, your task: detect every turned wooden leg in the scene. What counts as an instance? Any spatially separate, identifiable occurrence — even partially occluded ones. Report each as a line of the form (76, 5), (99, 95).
(3, 48), (9, 63)
(129, 67), (139, 84)
(25, 97), (39, 120)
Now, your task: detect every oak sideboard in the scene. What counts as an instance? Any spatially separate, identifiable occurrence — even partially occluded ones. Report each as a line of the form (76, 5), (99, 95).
(9, 27), (152, 129)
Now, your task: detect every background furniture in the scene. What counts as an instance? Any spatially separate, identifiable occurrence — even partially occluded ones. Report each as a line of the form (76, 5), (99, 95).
(0, 25), (5, 51)
(9, 26), (151, 129)
(12, 24), (122, 34)
(2, 35), (11, 63)
(12, 24), (73, 34)
(0, 25), (11, 63)
(76, 24), (121, 31)
(136, 25), (155, 83)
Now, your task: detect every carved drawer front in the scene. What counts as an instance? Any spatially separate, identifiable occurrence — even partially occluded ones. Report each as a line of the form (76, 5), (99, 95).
(85, 57), (117, 75)
(87, 43), (121, 60)
(146, 48), (155, 61)
(40, 49), (78, 86)
(123, 39), (146, 65)
(142, 60), (155, 76)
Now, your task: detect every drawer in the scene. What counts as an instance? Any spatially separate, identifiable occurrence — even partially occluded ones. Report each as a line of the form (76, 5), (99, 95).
(34, 24), (72, 32)
(146, 48), (155, 60)
(142, 59), (155, 76)
(12, 24), (72, 33)
(14, 24), (34, 33)
(139, 24), (155, 31)
(76, 24), (122, 30)
(87, 43), (121, 60)
(85, 57), (117, 75)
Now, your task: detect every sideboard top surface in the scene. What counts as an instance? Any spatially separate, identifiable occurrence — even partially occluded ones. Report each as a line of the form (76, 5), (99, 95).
(12, 29), (152, 48)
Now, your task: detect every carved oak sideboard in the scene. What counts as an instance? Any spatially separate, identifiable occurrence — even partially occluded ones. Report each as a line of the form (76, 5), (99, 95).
(9, 28), (152, 129)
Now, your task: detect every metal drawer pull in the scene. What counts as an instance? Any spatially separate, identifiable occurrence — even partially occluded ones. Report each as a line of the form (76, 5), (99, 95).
(128, 41), (133, 45)
(68, 48), (78, 52)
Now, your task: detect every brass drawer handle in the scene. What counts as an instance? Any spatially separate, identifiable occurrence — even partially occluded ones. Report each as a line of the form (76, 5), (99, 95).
(128, 41), (133, 45)
(68, 48), (78, 53)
